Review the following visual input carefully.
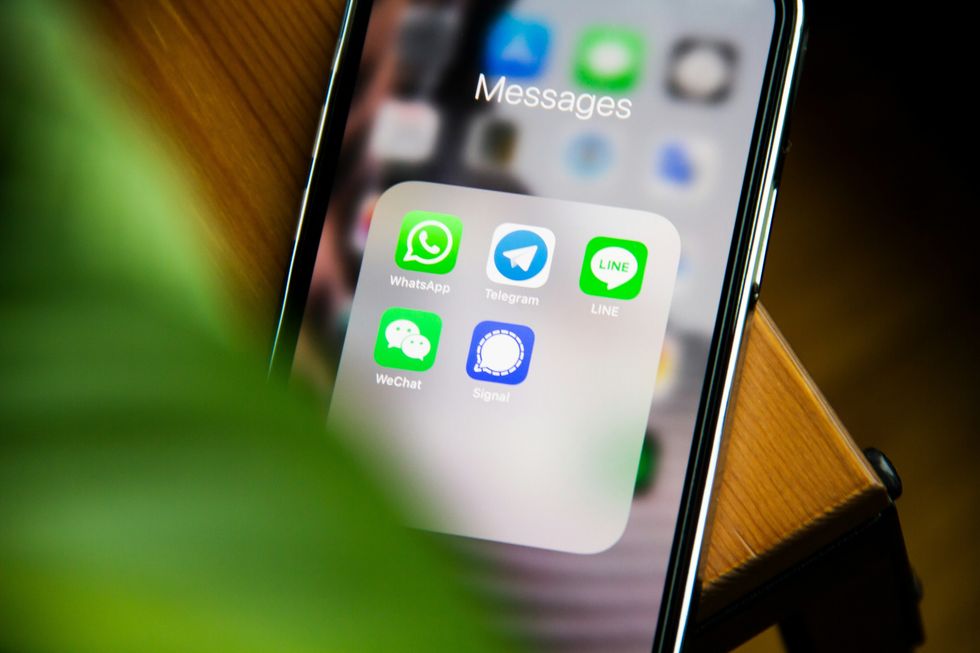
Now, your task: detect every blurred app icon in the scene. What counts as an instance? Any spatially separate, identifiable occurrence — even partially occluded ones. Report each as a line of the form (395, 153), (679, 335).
(374, 307), (442, 372)
(667, 38), (737, 104)
(397, 6), (461, 93)
(368, 99), (440, 163)
(633, 430), (662, 495)
(658, 142), (697, 185)
(486, 223), (556, 288)
(574, 27), (643, 92)
(485, 14), (550, 78)
(465, 115), (518, 170)
(466, 321), (535, 385)
(565, 133), (614, 178)
(395, 210), (462, 274)
(650, 138), (718, 200)
(348, 192), (379, 254)
(651, 335), (682, 401)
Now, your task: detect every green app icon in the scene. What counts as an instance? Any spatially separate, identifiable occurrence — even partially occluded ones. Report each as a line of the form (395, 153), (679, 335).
(580, 236), (648, 300)
(374, 307), (442, 372)
(395, 210), (462, 274)
(574, 27), (644, 93)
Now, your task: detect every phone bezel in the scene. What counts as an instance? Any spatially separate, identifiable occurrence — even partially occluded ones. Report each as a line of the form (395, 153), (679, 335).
(268, 1), (806, 650)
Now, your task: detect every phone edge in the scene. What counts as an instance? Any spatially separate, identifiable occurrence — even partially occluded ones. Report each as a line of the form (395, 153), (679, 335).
(667, 1), (806, 650)
(268, 0), (360, 374)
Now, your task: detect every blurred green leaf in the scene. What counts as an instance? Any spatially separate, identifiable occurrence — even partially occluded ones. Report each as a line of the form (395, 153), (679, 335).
(0, 2), (508, 652)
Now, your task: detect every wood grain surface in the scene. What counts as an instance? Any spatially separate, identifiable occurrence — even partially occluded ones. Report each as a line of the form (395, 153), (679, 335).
(94, 0), (889, 622)
(99, 0), (342, 326)
(699, 306), (889, 615)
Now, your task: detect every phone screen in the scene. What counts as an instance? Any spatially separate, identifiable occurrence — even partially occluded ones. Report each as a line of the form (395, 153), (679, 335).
(289, 0), (780, 649)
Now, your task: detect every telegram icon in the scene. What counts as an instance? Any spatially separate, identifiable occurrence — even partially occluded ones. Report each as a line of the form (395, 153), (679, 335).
(486, 223), (556, 288)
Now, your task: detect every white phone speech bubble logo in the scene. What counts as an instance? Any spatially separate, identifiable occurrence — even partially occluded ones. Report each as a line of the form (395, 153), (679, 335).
(403, 220), (453, 265)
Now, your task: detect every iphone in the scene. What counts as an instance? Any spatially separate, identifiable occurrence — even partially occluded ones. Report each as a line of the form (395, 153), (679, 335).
(271, 1), (804, 650)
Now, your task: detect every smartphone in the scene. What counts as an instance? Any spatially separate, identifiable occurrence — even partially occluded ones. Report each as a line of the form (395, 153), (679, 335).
(271, 0), (804, 650)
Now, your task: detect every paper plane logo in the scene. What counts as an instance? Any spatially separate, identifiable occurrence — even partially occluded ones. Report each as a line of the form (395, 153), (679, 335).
(486, 223), (555, 288)
(503, 244), (539, 271)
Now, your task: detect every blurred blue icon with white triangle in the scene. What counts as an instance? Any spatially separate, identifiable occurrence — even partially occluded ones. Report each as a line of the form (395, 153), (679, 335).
(485, 14), (551, 79)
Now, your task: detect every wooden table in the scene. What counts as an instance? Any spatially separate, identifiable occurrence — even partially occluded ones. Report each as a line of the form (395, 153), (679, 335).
(96, 2), (922, 649)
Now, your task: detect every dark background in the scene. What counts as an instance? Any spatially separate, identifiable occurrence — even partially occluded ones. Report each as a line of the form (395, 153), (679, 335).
(86, 1), (978, 649)
(757, 3), (978, 649)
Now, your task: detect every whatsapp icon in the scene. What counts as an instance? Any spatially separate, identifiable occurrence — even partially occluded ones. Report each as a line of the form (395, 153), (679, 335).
(395, 210), (463, 274)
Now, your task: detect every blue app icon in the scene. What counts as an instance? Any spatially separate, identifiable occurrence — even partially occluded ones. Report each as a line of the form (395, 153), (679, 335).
(487, 223), (555, 288)
(656, 142), (695, 186)
(466, 321), (535, 385)
(566, 133), (614, 178)
(485, 14), (550, 78)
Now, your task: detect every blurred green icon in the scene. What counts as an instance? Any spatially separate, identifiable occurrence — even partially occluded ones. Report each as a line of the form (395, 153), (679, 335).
(580, 236), (648, 300)
(395, 211), (462, 274)
(574, 27), (644, 92)
(374, 307), (443, 372)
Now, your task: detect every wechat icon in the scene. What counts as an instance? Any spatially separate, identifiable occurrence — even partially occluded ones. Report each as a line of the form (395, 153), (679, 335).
(374, 307), (442, 372)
